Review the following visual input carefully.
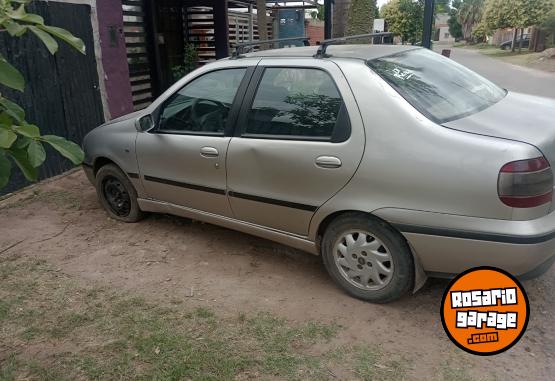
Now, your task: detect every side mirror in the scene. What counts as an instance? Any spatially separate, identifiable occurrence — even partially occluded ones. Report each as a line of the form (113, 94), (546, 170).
(136, 114), (155, 132)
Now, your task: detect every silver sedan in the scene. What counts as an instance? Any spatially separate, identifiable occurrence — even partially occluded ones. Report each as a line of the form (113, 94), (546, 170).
(83, 45), (555, 303)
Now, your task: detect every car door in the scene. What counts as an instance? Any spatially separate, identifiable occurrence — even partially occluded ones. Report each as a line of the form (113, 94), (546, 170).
(227, 59), (365, 236)
(136, 67), (253, 217)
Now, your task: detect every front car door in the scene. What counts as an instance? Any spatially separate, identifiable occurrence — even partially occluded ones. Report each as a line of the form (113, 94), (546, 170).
(227, 59), (365, 236)
(136, 65), (254, 217)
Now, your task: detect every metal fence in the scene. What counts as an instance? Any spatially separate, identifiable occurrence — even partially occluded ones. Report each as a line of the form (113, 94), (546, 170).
(0, 1), (104, 195)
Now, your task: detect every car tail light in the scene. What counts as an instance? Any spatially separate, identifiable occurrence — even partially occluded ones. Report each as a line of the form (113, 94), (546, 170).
(498, 157), (553, 208)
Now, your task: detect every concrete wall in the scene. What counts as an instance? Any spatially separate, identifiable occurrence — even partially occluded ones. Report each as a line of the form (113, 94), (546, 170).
(437, 26), (455, 43)
(434, 13), (454, 43)
(96, 0), (133, 119)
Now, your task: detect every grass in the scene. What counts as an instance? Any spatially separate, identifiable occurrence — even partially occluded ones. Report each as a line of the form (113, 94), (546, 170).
(1, 189), (81, 210)
(0, 256), (413, 381)
(461, 43), (555, 72)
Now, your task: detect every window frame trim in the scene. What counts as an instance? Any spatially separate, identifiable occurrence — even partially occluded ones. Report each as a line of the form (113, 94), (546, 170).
(152, 66), (255, 137)
(234, 65), (351, 143)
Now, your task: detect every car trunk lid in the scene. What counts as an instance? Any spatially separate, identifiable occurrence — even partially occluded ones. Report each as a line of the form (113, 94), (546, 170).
(443, 92), (555, 165)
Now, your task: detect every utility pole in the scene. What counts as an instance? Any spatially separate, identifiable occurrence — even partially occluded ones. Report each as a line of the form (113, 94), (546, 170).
(422, 0), (435, 49)
(324, 0), (334, 39)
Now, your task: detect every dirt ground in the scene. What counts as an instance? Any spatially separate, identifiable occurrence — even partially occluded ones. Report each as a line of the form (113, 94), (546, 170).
(1, 170), (554, 380)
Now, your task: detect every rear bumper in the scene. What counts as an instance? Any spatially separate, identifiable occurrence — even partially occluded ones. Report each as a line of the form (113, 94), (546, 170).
(402, 230), (555, 278)
(374, 208), (555, 278)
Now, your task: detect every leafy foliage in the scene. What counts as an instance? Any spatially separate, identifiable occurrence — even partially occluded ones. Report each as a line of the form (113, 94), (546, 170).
(171, 44), (199, 82)
(448, 16), (464, 39)
(472, 21), (489, 42)
(484, 0), (553, 30)
(543, 1), (555, 47)
(381, 0), (424, 44)
(310, 4), (325, 21)
(483, 0), (553, 50)
(457, 0), (485, 40)
(435, 0), (450, 13)
(544, 0), (555, 26)
(0, 0), (85, 189)
(346, 0), (376, 35)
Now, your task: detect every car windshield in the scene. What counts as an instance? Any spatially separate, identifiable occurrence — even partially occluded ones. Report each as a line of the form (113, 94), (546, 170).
(367, 48), (507, 123)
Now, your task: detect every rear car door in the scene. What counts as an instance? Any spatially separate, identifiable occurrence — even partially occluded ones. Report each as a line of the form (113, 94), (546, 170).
(227, 59), (365, 236)
(136, 67), (252, 217)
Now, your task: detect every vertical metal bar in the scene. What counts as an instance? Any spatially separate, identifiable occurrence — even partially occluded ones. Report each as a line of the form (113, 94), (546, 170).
(214, 0), (230, 58)
(144, 0), (163, 97)
(324, 0), (333, 40)
(248, 3), (254, 42)
(422, 0), (435, 49)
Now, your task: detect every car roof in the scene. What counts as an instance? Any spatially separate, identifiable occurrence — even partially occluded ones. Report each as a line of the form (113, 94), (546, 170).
(239, 44), (420, 61)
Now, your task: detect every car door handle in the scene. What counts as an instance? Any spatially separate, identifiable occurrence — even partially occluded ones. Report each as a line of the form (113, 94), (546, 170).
(200, 146), (219, 158)
(315, 156), (342, 169)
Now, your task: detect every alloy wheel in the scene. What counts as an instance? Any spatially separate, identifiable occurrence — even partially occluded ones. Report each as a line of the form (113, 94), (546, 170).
(333, 230), (394, 290)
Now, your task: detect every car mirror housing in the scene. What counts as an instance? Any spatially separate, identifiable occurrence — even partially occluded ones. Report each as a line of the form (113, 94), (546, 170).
(136, 114), (155, 132)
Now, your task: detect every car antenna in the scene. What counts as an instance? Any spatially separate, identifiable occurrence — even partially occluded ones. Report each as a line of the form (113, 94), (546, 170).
(231, 36), (311, 59)
(314, 32), (394, 58)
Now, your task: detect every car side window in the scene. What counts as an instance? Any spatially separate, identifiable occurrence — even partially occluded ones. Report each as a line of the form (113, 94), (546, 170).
(245, 67), (343, 139)
(158, 68), (246, 134)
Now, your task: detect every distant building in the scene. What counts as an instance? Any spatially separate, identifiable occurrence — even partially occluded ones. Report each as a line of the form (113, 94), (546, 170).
(434, 13), (455, 43)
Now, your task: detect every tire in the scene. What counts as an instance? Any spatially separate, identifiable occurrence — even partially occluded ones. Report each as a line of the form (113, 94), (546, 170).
(95, 164), (144, 223)
(321, 213), (414, 303)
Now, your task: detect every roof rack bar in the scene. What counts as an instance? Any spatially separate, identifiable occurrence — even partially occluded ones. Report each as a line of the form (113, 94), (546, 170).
(232, 36), (310, 58)
(314, 32), (394, 58)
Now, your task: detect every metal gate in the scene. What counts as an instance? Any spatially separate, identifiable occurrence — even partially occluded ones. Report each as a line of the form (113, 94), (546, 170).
(0, 1), (104, 195)
(122, 0), (155, 110)
(187, 6), (274, 63)
(120, 2), (275, 110)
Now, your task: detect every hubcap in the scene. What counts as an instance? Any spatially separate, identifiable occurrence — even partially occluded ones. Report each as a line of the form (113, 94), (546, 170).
(333, 230), (394, 291)
(102, 176), (131, 217)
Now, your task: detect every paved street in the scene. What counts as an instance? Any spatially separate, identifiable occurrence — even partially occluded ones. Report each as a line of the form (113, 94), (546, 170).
(439, 46), (555, 99)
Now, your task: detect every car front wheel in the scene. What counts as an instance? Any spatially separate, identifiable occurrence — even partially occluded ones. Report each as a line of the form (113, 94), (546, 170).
(321, 213), (414, 303)
(95, 164), (144, 223)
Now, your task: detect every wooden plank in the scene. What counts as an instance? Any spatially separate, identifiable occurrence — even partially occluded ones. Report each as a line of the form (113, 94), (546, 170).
(130, 78), (152, 86)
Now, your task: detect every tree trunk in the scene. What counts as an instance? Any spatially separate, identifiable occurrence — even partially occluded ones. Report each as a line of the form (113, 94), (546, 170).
(511, 28), (517, 52)
(530, 27), (538, 52)
(518, 28), (524, 53)
(256, 0), (269, 49)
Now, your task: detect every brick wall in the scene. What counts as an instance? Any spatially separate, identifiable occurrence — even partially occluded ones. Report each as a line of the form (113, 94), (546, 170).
(305, 19), (325, 45)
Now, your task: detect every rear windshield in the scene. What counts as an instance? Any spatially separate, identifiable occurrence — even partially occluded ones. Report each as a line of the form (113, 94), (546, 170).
(367, 48), (506, 124)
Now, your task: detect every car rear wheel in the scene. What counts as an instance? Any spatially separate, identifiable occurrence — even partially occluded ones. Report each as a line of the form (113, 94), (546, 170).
(95, 164), (144, 222)
(321, 213), (414, 303)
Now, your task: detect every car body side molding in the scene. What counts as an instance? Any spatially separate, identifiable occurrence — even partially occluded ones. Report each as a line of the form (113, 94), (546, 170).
(228, 191), (318, 212)
(393, 223), (555, 245)
(143, 175), (226, 195)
